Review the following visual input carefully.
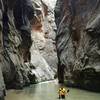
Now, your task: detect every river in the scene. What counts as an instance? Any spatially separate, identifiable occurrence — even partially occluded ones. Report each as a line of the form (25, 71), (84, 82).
(5, 80), (100, 100)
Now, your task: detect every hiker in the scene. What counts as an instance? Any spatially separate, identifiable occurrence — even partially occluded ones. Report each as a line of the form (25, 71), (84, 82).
(58, 87), (69, 99)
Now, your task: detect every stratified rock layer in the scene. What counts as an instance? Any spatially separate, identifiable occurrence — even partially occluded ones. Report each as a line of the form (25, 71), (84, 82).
(55, 0), (100, 91)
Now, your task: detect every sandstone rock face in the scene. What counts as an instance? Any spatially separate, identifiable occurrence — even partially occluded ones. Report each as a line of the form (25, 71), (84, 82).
(0, 0), (57, 96)
(55, 0), (100, 91)
(30, 0), (57, 82)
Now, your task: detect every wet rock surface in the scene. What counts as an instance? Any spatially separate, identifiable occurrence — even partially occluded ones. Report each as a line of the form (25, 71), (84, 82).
(55, 0), (100, 91)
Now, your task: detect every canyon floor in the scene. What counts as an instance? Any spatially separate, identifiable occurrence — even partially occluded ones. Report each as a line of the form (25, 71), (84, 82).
(5, 80), (100, 100)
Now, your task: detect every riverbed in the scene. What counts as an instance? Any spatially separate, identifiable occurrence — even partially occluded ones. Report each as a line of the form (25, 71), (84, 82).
(5, 80), (100, 100)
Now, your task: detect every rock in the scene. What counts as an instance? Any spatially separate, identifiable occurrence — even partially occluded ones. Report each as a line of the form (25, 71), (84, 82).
(55, 0), (100, 91)
(30, 0), (57, 82)
(0, 67), (5, 100)
(30, 49), (55, 82)
(0, 0), (5, 99)
(0, 0), (57, 94)
(0, 0), (33, 89)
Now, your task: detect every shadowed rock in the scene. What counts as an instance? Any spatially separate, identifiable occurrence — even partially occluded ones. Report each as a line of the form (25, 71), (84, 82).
(55, 0), (100, 92)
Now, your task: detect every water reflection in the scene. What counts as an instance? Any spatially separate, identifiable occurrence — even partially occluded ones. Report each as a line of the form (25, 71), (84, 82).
(5, 80), (100, 100)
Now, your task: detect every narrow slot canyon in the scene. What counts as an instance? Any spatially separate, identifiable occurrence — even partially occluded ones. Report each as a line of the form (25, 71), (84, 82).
(0, 0), (100, 100)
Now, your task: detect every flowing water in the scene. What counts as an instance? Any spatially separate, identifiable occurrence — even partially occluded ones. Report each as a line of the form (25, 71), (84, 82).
(5, 80), (100, 100)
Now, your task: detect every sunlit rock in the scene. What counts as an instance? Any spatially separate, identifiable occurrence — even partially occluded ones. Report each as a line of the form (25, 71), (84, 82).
(30, 0), (57, 82)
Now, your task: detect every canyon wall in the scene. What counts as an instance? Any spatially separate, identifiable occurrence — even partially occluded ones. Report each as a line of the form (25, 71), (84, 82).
(0, 0), (57, 99)
(30, 0), (57, 82)
(55, 0), (100, 91)
(0, 0), (5, 99)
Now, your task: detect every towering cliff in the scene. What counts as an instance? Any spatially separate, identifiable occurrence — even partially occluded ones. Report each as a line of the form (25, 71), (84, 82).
(0, 0), (57, 99)
(30, 0), (57, 82)
(55, 0), (100, 91)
